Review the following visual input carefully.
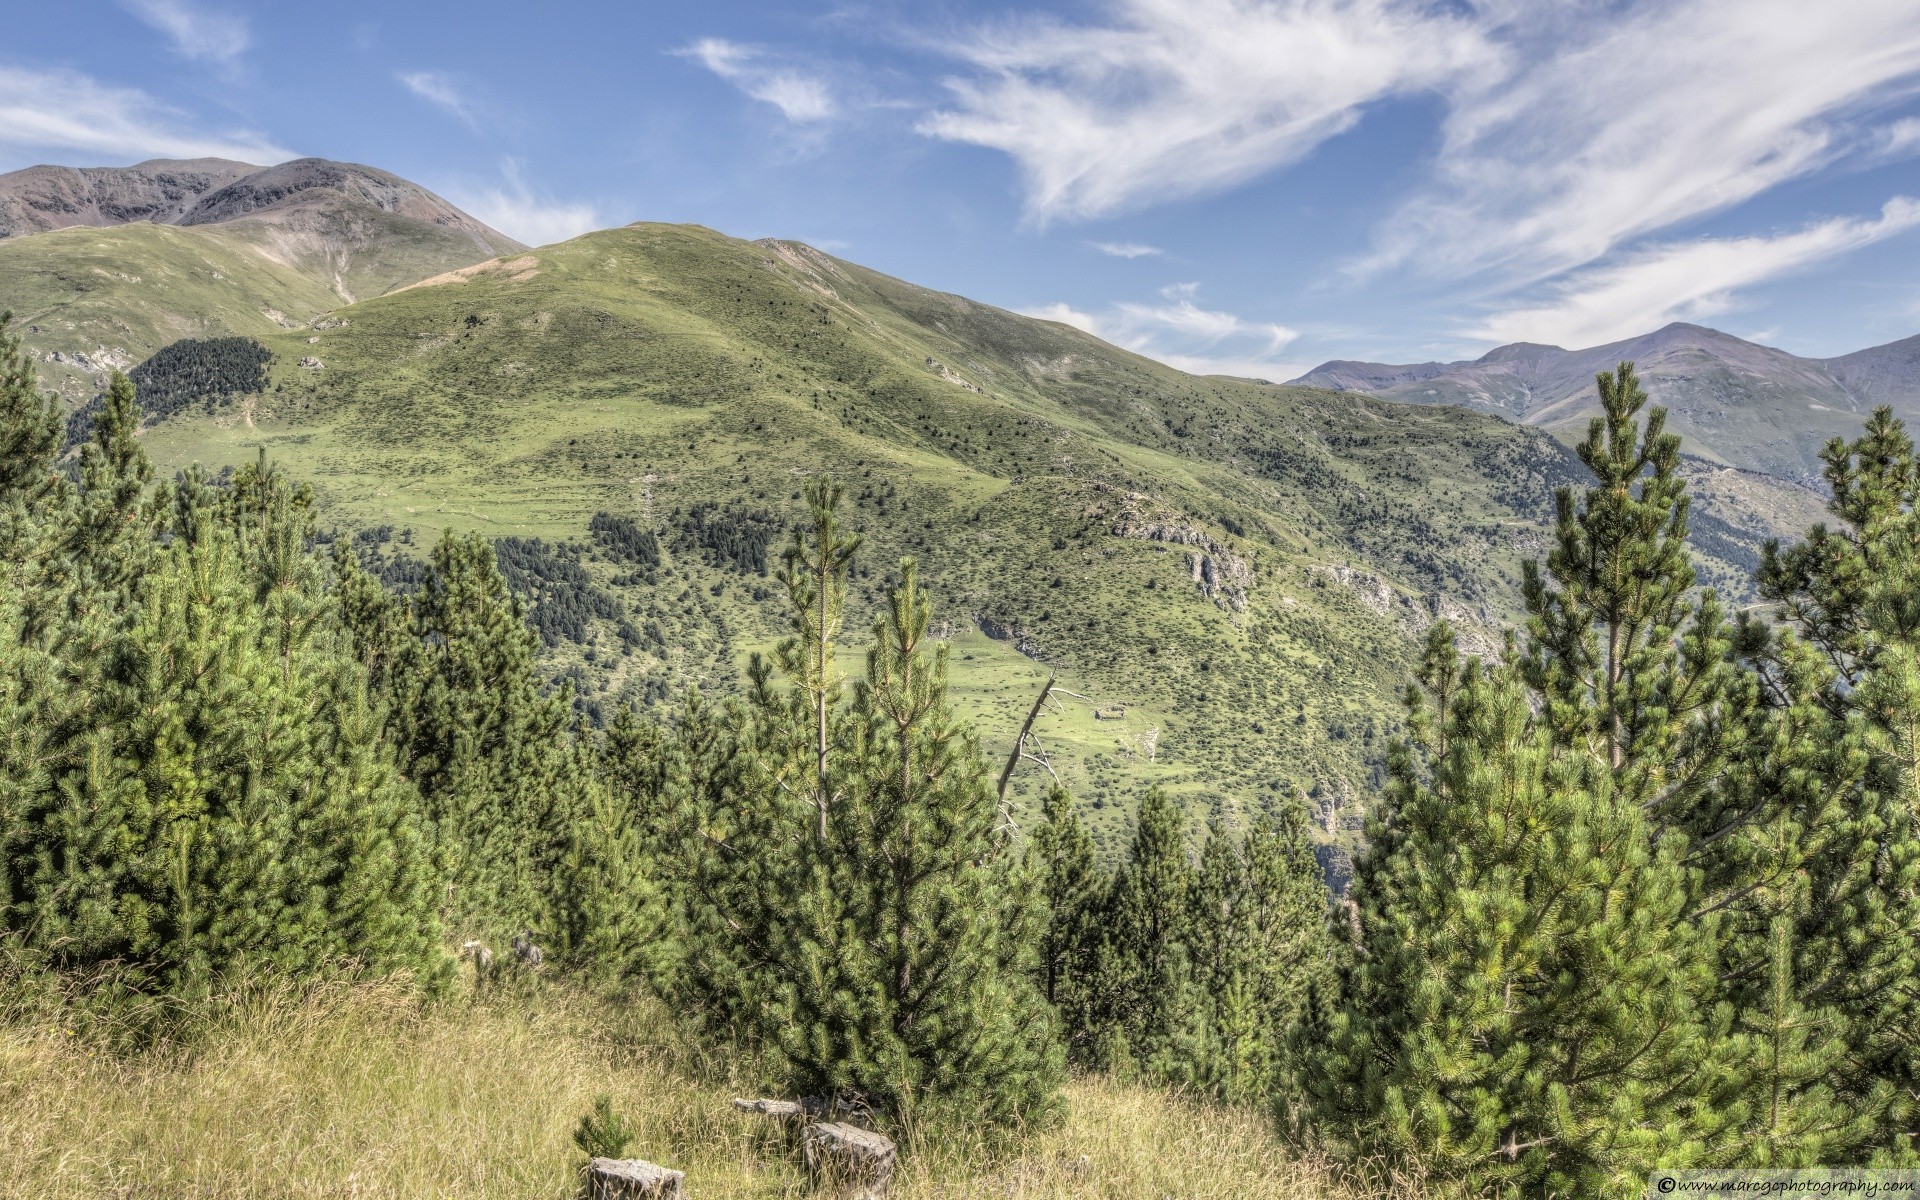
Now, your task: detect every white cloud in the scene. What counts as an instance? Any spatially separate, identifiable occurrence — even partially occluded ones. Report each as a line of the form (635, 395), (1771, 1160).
(1471, 197), (1920, 348)
(399, 71), (479, 129)
(920, 0), (1493, 223)
(1024, 302), (1102, 334)
(446, 161), (600, 247)
(0, 66), (291, 164)
(680, 38), (836, 123)
(1370, 0), (1920, 284)
(120, 0), (249, 65)
(1021, 282), (1300, 379)
(1877, 116), (1920, 160)
(1089, 240), (1162, 258)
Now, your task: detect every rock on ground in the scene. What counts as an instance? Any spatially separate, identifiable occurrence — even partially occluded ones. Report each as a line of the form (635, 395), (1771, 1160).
(802, 1121), (897, 1199)
(587, 1157), (684, 1199)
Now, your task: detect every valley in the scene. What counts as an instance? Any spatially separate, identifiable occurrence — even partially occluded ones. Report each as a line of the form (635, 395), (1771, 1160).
(0, 160), (1847, 863)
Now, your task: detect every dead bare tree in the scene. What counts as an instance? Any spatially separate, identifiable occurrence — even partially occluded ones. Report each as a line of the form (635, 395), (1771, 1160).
(994, 674), (1089, 838)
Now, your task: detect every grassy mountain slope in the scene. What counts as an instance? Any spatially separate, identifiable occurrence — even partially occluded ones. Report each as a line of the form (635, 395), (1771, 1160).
(0, 222), (347, 403)
(121, 222), (1796, 864)
(0, 158), (522, 402)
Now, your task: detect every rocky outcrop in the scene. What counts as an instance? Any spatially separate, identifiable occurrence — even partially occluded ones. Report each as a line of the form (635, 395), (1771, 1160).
(732, 1096), (806, 1123)
(1310, 564), (1502, 657)
(975, 614), (1040, 659)
(586, 1158), (684, 1199)
(1106, 490), (1252, 611)
(38, 346), (133, 374)
(924, 356), (984, 393)
(802, 1122), (896, 1199)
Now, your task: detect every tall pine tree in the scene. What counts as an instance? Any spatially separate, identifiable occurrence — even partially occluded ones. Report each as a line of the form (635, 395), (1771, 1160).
(675, 481), (1061, 1125)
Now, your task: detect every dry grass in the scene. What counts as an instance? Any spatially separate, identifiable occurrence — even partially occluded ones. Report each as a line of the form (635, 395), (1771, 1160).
(0, 977), (1417, 1199)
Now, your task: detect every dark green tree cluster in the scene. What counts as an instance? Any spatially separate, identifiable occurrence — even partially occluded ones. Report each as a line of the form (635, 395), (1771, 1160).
(128, 336), (272, 421)
(0, 319), (437, 993)
(0, 315), (655, 994)
(1312, 363), (1920, 1194)
(1027, 784), (1334, 1106)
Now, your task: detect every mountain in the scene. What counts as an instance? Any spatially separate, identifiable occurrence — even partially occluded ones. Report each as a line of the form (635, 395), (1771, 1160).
(1291, 322), (1920, 487)
(0, 158), (262, 235)
(0, 157), (522, 401)
(16, 221), (1793, 866)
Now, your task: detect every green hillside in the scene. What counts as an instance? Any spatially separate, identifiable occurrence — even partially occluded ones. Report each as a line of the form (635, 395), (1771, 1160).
(67, 221), (1776, 863)
(0, 223), (343, 403)
(0, 201), (519, 406)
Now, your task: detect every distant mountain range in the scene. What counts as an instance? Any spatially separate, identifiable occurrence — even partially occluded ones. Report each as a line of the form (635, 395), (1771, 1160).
(0, 156), (517, 255)
(1292, 323), (1920, 486)
(0, 157), (522, 400)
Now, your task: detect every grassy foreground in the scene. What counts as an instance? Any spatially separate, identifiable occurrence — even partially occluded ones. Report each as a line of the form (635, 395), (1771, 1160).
(0, 976), (1415, 1200)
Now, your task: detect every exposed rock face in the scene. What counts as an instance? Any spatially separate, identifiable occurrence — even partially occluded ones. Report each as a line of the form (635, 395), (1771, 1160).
(1106, 489), (1252, 611)
(1310, 564), (1502, 658)
(586, 1158), (684, 1199)
(0, 158), (259, 237)
(924, 355), (984, 393)
(802, 1122), (896, 1199)
(298, 356), (324, 369)
(175, 158), (511, 249)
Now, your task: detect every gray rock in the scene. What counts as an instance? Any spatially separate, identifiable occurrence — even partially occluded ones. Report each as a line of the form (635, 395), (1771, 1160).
(732, 1096), (807, 1122)
(802, 1122), (896, 1199)
(298, 356), (324, 369)
(587, 1157), (684, 1199)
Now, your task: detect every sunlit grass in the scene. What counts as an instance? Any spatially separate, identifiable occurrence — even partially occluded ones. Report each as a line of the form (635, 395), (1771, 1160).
(0, 975), (1420, 1200)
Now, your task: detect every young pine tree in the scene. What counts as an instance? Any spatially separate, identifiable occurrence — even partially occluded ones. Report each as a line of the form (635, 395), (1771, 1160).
(1752, 406), (1920, 1154)
(1096, 786), (1198, 1078)
(678, 481), (1061, 1125)
(1312, 625), (1740, 1195)
(389, 532), (574, 936)
(1184, 809), (1334, 1105)
(1025, 786), (1104, 1065)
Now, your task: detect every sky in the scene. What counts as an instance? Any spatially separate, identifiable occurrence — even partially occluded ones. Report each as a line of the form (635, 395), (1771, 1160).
(6, 0), (1920, 380)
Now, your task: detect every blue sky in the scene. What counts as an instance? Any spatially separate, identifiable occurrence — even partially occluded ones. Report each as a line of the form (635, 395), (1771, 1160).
(6, 0), (1920, 377)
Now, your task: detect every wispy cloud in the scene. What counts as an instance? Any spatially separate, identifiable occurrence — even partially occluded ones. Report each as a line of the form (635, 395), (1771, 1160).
(1876, 116), (1920, 161)
(1023, 282), (1302, 380)
(679, 38), (836, 123)
(0, 65), (291, 164)
(398, 70), (480, 129)
(119, 0), (249, 66)
(920, 0), (1493, 224)
(1470, 198), (1920, 348)
(1088, 240), (1163, 258)
(1369, 0), (1920, 285)
(446, 160), (600, 247)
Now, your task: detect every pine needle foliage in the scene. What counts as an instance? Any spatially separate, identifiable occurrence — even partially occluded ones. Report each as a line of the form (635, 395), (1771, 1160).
(673, 479), (1062, 1126)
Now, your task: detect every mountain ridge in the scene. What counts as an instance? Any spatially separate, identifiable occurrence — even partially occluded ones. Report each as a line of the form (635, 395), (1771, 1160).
(0, 156), (523, 400)
(1291, 321), (1920, 485)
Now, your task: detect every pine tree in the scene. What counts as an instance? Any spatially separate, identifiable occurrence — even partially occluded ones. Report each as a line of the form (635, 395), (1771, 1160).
(1026, 786), (1103, 1064)
(1312, 624), (1740, 1194)
(1520, 363), (1750, 827)
(6, 500), (442, 990)
(1097, 786), (1198, 1077)
(1183, 810), (1334, 1105)
(0, 311), (63, 561)
(676, 481), (1061, 1124)
(390, 532), (572, 936)
(1753, 406), (1920, 1153)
